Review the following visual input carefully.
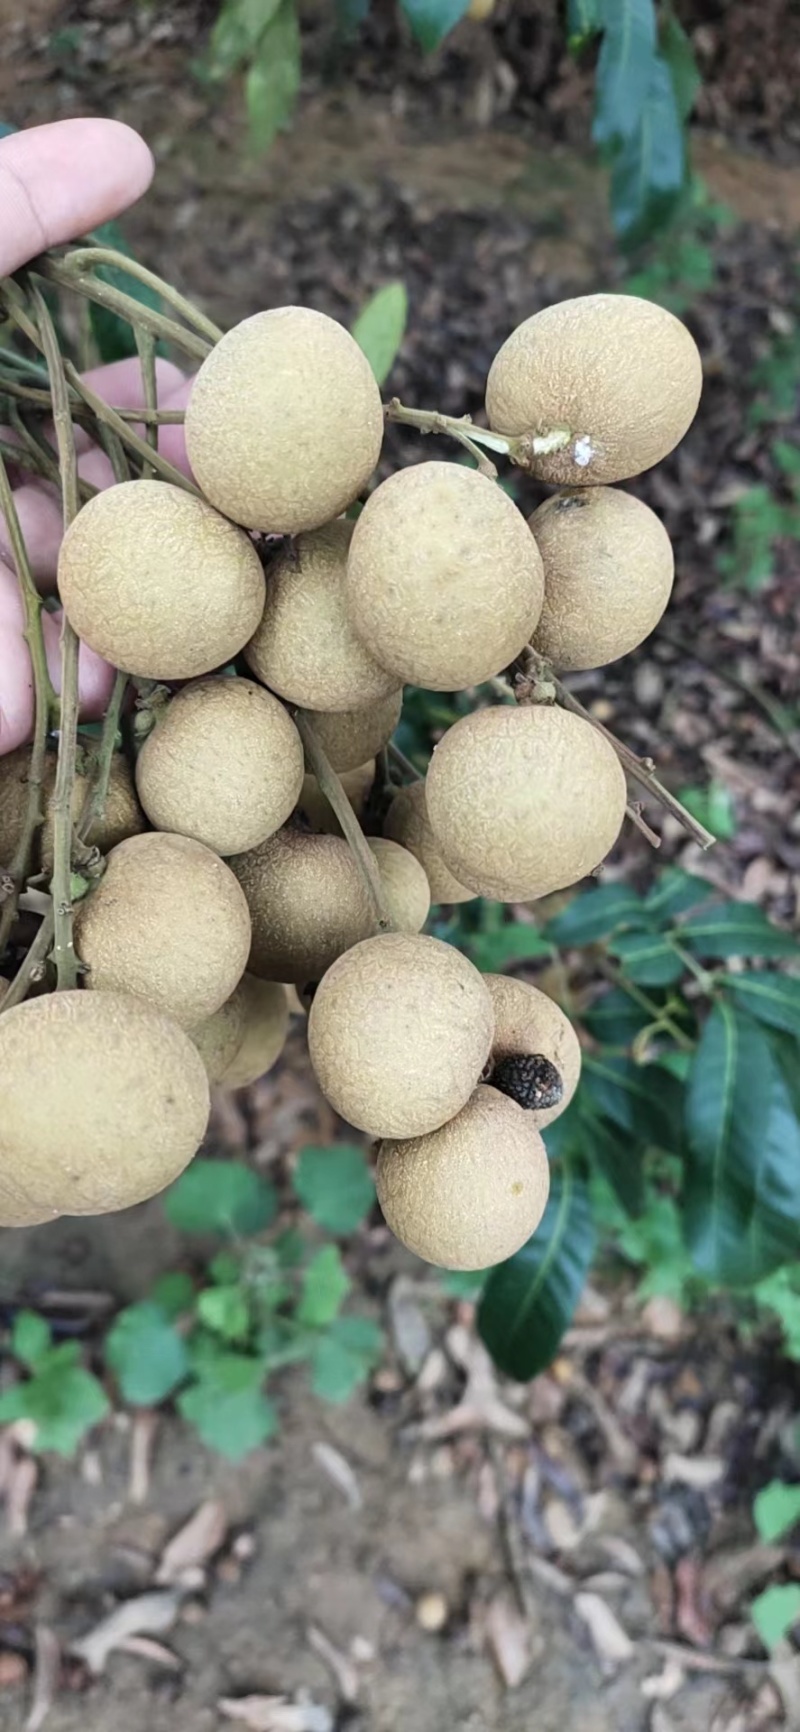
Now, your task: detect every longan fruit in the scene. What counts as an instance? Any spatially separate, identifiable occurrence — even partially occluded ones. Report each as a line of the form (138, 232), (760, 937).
(485, 973), (582, 1129)
(383, 780), (475, 906)
(0, 746), (144, 875)
(229, 827), (375, 984)
(305, 689), (403, 771)
(529, 487), (674, 671)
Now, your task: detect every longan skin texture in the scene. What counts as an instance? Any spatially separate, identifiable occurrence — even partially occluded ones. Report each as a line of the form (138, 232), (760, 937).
(0, 747), (144, 875)
(306, 690), (403, 772)
(346, 461), (544, 691)
(245, 521), (399, 713)
(135, 677), (304, 857)
(486, 294), (702, 487)
(229, 827), (375, 984)
(425, 704), (627, 901)
(299, 759), (375, 836)
(57, 481), (266, 680)
(189, 986), (249, 1083)
(220, 976), (289, 1089)
(307, 932), (494, 1139)
(529, 488), (674, 671)
(367, 837), (431, 934)
(376, 1085), (550, 1270)
(486, 974), (582, 1129)
(0, 991), (210, 1225)
(383, 780), (475, 906)
(185, 308), (384, 535)
(74, 831), (252, 1028)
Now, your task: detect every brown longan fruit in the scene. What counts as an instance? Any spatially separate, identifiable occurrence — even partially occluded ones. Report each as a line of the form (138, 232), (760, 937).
(486, 294), (702, 486)
(0, 746), (144, 875)
(367, 838), (431, 933)
(529, 487), (674, 671)
(305, 690), (403, 771)
(220, 976), (290, 1089)
(189, 985), (248, 1084)
(0, 991), (209, 1225)
(184, 308), (384, 535)
(383, 781), (475, 906)
(229, 827), (375, 984)
(485, 974), (582, 1129)
(245, 520), (398, 712)
(375, 1085), (550, 1269)
(135, 677), (304, 856)
(74, 831), (251, 1028)
(307, 932), (494, 1139)
(425, 704), (627, 901)
(345, 462), (544, 690)
(299, 760), (375, 835)
(57, 481), (266, 680)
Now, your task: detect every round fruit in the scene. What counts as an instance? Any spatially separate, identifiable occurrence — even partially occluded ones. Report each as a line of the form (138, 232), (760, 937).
(245, 520), (398, 712)
(346, 461), (544, 690)
(58, 480), (266, 680)
(529, 487), (674, 671)
(485, 294), (702, 487)
(305, 690), (403, 771)
(467, 0), (496, 17)
(367, 838), (431, 933)
(375, 1084), (549, 1270)
(307, 932), (494, 1139)
(0, 746), (144, 875)
(184, 308), (384, 535)
(0, 991), (209, 1225)
(190, 985), (248, 1084)
(220, 975), (289, 1088)
(135, 677), (304, 857)
(229, 827), (374, 984)
(300, 759), (374, 835)
(485, 974), (582, 1128)
(426, 704), (627, 900)
(74, 831), (251, 1027)
(383, 781), (475, 905)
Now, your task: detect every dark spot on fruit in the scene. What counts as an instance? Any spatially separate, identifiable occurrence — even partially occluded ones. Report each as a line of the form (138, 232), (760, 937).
(491, 1052), (563, 1112)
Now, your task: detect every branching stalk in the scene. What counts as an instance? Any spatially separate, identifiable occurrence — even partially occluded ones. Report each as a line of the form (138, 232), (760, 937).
(65, 244), (223, 344)
(77, 670), (128, 846)
(35, 256), (213, 362)
(0, 452), (53, 965)
(384, 397), (572, 468)
(134, 329), (158, 479)
(64, 362), (201, 494)
(295, 712), (394, 932)
(1, 905), (54, 1012)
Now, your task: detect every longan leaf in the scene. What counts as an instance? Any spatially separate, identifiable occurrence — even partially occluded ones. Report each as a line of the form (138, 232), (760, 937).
(293, 1145), (375, 1236)
(608, 53), (686, 241)
(106, 1302), (190, 1407)
(544, 883), (649, 948)
(478, 1157), (594, 1381)
(608, 930), (685, 988)
(244, 0), (301, 153)
(725, 973), (800, 1039)
(681, 904), (800, 961)
(351, 282), (408, 387)
(400, 0), (471, 54)
(582, 1054), (682, 1151)
(592, 0), (657, 146)
(643, 867), (712, 923)
(87, 220), (163, 364)
(164, 1160), (277, 1236)
(659, 12), (701, 121)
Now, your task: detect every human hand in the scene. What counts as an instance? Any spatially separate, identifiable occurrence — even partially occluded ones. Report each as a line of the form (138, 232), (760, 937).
(0, 118), (191, 752)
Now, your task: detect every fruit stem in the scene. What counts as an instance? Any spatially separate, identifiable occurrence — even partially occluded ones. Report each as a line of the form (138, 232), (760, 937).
(596, 959), (694, 1052)
(33, 255), (214, 364)
(63, 362), (202, 497)
(31, 283), (81, 991)
(77, 670), (129, 847)
(0, 905), (54, 1013)
(0, 451), (53, 968)
(295, 712), (395, 934)
(135, 329), (158, 480)
(0, 372), (185, 426)
(387, 740), (423, 783)
(384, 398), (573, 468)
(60, 244), (224, 345)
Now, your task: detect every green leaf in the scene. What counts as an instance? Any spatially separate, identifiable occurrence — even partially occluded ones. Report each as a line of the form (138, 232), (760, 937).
(583, 1055), (682, 1150)
(105, 1302), (189, 1406)
(644, 867), (712, 922)
(581, 986), (653, 1047)
(197, 1285), (251, 1344)
(297, 1246), (351, 1327)
(468, 920), (553, 974)
(614, 1187), (693, 1299)
(244, 1), (301, 153)
(755, 1267), (800, 1359)
(608, 929), (684, 987)
(336, 0), (371, 35)
(567, 0), (602, 48)
(679, 780), (737, 840)
(441, 1269), (485, 1299)
(88, 220), (163, 364)
(150, 1272), (195, 1318)
(681, 904), (800, 960)
(544, 883), (648, 947)
(164, 1159), (277, 1236)
(659, 13), (701, 120)
(593, 0), (657, 145)
(754, 1480), (800, 1544)
(309, 1315), (382, 1403)
(400, 0), (471, 53)
(0, 1363), (109, 1456)
(581, 1107), (645, 1216)
(203, 0), (283, 79)
(751, 1583), (800, 1652)
(683, 1004), (800, 1284)
(351, 282), (408, 387)
(478, 1159), (594, 1380)
(609, 54), (686, 241)
(293, 1145), (375, 1236)
(725, 973), (800, 1037)
(178, 1355), (277, 1459)
(12, 1310), (52, 1370)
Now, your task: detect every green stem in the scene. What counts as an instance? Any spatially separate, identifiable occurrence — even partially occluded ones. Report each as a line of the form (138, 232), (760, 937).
(0, 373), (185, 425)
(387, 739), (423, 783)
(1, 906), (54, 1012)
(597, 959), (694, 1052)
(384, 398), (572, 467)
(295, 712), (394, 932)
(77, 670), (128, 846)
(135, 329), (158, 479)
(0, 452), (53, 965)
(64, 362), (201, 495)
(35, 256), (213, 363)
(65, 245), (223, 344)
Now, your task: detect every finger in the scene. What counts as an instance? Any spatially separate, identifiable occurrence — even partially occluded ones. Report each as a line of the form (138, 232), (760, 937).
(0, 560), (116, 756)
(0, 482), (62, 592)
(43, 609), (116, 720)
(158, 374), (194, 477)
(0, 119), (153, 278)
(67, 356), (188, 454)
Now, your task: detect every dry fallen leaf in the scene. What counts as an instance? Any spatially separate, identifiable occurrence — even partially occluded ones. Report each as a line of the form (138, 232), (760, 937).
(117, 1636), (181, 1669)
(419, 1330), (528, 1441)
(128, 1409), (159, 1506)
(70, 1590), (181, 1674)
(307, 1625), (359, 1702)
(484, 1592), (532, 1689)
(662, 1455), (724, 1490)
(25, 1626), (60, 1732)
(7, 1454), (38, 1537)
(574, 1593), (634, 1670)
(387, 1276), (431, 1375)
(156, 1499), (228, 1584)
(219, 1695), (333, 1732)
(311, 1443), (362, 1511)
(640, 1658), (686, 1702)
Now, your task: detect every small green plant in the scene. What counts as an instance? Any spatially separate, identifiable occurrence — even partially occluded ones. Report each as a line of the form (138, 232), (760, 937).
(0, 1311), (109, 1454)
(749, 1483), (800, 1649)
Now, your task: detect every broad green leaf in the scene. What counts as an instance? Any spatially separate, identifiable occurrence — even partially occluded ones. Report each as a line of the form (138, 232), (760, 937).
(751, 1584), (800, 1652)
(209, 1251), (242, 1286)
(197, 1285), (251, 1344)
(164, 1159), (277, 1236)
(309, 1315), (382, 1403)
(680, 780), (737, 841)
(244, 1), (301, 153)
(755, 1268), (800, 1360)
(293, 1145), (375, 1236)
(659, 12), (701, 120)
(581, 985), (653, 1047)
(351, 282), (408, 387)
(297, 1246), (350, 1327)
(644, 867), (711, 922)
(544, 883), (648, 948)
(178, 1354), (276, 1457)
(478, 1159), (594, 1380)
(204, 0), (283, 80)
(88, 220), (163, 364)
(400, 0), (471, 53)
(609, 929), (684, 987)
(583, 1054), (682, 1150)
(593, 0), (657, 145)
(609, 54), (686, 241)
(681, 904), (800, 961)
(106, 1302), (189, 1406)
(151, 1272), (195, 1318)
(0, 1364), (109, 1456)
(581, 1107), (645, 1216)
(12, 1310), (52, 1370)
(468, 921), (553, 974)
(754, 1480), (800, 1544)
(683, 1004), (800, 1284)
(725, 973), (800, 1037)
